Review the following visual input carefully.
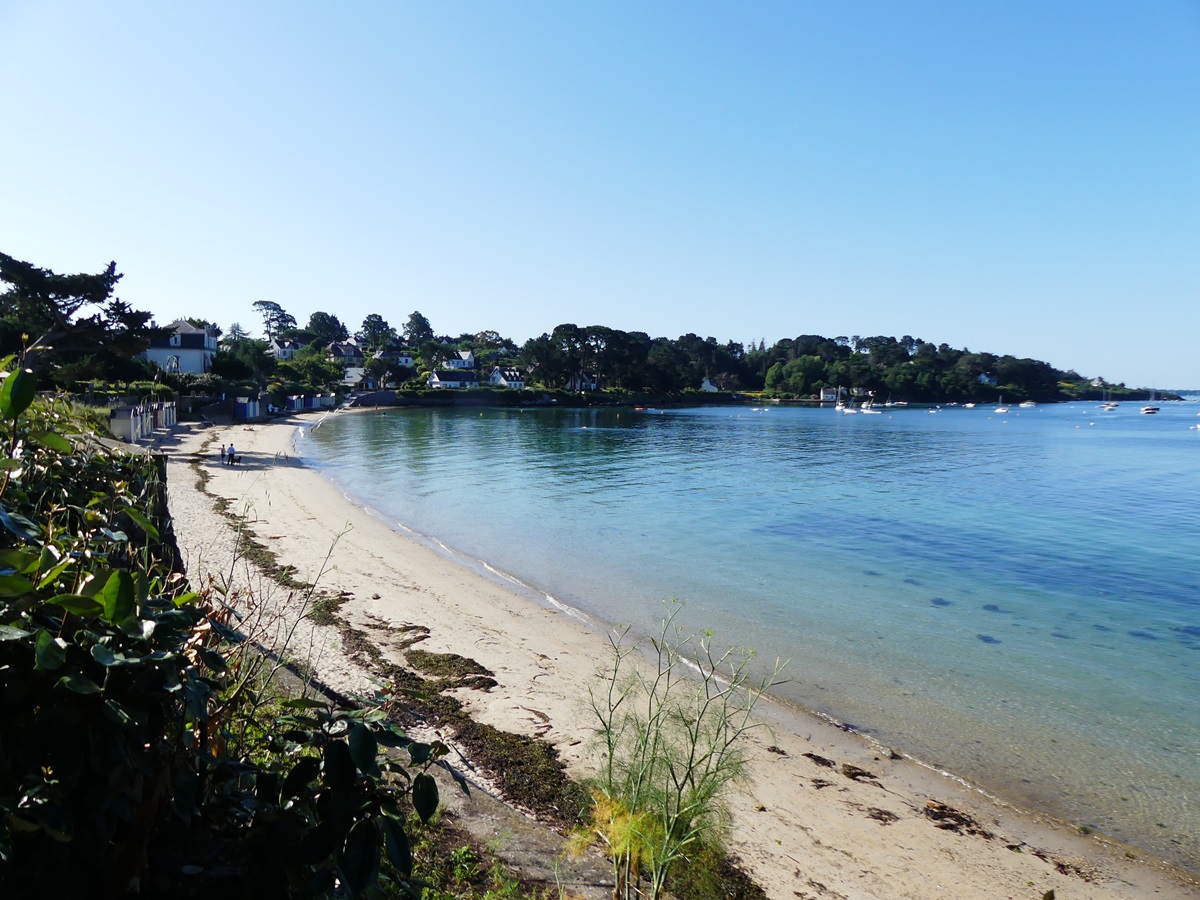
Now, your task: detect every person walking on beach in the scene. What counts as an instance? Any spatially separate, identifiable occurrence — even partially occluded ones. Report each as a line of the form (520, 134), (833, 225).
(219, 443), (226, 464)
(227, 443), (236, 466)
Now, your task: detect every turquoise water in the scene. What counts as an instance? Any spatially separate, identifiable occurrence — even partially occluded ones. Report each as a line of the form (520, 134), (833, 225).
(303, 401), (1200, 869)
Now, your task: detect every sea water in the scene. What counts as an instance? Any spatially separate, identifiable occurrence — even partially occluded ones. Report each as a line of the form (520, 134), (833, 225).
(303, 401), (1200, 870)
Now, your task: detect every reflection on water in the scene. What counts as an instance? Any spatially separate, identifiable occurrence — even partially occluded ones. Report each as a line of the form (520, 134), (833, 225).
(306, 402), (1200, 869)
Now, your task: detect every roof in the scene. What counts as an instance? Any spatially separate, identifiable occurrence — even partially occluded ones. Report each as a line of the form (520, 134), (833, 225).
(431, 370), (477, 382)
(165, 319), (212, 335)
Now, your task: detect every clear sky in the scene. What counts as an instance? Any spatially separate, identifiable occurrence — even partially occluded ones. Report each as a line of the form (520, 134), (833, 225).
(2, 1), (1197, 387)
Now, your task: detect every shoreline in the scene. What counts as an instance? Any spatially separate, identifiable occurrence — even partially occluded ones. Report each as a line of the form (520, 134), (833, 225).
(161, 416), (1200, 899)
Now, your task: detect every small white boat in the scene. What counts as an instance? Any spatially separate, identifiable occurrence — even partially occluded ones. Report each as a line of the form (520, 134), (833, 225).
(1019, 401), (1036, 409)
(1142, 390), (1160, 415)
(963, 402), (976, 409)
(994, 395), (1010, 414)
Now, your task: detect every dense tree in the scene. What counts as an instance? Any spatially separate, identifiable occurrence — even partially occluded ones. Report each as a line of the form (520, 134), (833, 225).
(251, 300), (296, 341)
(356, 314), (397, 350)
(225, 322), (250, 343)
(404, 310), (434, 346)
(307, 311), (349, 344)
(211, 338), (275, 382)
(275, 343), (344, 391)
(0, 252), (164, 381)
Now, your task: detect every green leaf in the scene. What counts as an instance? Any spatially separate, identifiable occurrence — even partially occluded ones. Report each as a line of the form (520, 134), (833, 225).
(57, 674), (101, 694)
(0, 506), (39, 541)
(0, 549), (38, 573)
(338, 819), (381, 898)
(0, 459), (24, 471)
(0, 368), (36, 420)
(348, 723), (379, 777)
(281, 755), (322, 800)
(411, 772), (438, 825)
(34, 631), (67, 670)
(0, 574), (34, 597)
(196, 646), (227, 673)
(123, 507), (159, 540)
(0, 624), (32, 641)
(47, 594), (104, 616)
(37, 557), (73, 590)
(100, 570), (136, 625)
(380, 815), (412, 877)
(324, 740), (355, 795)
(28, 430), (71, 453)
(91, 644), (118, 667)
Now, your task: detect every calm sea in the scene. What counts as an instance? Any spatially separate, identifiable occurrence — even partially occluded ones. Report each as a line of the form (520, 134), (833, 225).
(303, 400), (1200, 869)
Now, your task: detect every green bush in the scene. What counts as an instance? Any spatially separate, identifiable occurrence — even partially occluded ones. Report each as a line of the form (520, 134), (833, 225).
(0, 358), (444, 897)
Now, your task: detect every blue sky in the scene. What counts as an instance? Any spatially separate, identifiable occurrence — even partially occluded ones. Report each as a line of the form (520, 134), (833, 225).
(2, 1), (1197, 387)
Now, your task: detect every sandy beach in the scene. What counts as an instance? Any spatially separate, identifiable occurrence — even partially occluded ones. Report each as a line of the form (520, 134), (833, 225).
(160, 415), (1198, 900)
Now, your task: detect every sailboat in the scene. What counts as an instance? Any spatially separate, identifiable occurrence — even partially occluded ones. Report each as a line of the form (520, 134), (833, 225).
(994, 395), (1010, 414)
(1101, 388), (1119, 411)
(1141, 390), (1160, 415)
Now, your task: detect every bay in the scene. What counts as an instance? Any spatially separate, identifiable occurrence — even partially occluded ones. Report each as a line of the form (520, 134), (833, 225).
(303, 400), (1200, 870)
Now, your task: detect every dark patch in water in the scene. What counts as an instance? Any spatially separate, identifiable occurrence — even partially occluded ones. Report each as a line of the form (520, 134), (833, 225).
(1128, 630), (1161, 641)
(1174, 625), (1200, 639)
(1093, 624), (1113, 632)
(757, 514), (1196, 611)
(977, 634), (1002, 645)
(863, 570), (882, 577)
(1051, 633), (1074, 640)
(982, 604), (1012, 614)
(903, 577), (922, 586)
(930, 597), (952, 607)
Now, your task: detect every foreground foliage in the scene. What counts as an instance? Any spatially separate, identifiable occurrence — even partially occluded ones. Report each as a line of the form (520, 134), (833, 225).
(0, 358), (443, 897)
(579, 603), (786, 900)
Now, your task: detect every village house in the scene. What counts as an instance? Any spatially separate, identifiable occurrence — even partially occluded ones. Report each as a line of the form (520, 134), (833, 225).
(427, 370), (479, 389)
(373, 346), (415, 369)
(143, 319), (219, 375)
(327, 339), (365, 368)
(488, 367), (525, 389)
(269, 338), (305, 361)
(446, 350), (476, 370)
(565, 372), (599, 392)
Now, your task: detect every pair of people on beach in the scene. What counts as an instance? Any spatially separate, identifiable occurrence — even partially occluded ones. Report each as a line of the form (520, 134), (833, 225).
(219, 443), (237, 465)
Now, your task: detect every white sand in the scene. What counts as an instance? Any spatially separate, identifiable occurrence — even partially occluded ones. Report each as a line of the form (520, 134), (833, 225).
(162, 416), (1199, 900)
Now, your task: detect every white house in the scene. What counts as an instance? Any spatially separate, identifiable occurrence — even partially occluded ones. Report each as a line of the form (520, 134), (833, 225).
(566, 372), (599, 392)
(699, 377), (719, 392)
(819, 387), (840, 402)
(977, 373), (998, 386)
(489, 367), (525, 389)
(446, 350), (476, 370)
(374, 348), (415, 369)
(328, 340), (365, 367)
(143, 320), (219, 375)
(270, 338), (305, 360)
(428, 370), (479, 389)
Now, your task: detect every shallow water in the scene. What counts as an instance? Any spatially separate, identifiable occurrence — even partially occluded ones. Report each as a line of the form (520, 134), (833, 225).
(304, 401), (1200, 869)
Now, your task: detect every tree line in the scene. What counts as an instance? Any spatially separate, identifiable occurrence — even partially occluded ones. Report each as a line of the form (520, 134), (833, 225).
(2, 251), (1130, 403)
